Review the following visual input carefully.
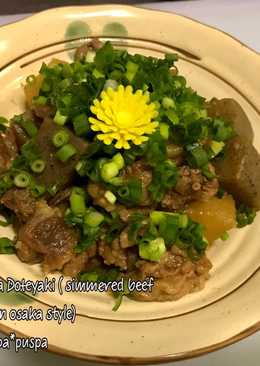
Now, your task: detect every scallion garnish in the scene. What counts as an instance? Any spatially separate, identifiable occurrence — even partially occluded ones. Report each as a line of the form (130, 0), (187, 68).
(139, 237), (166, 262)
(84, 211), (104, 228)
(30, 159), (46, 173)
(101, 162), (119, 182)
(14, 172), (31, 188)
(56, 143), (77, 162)
(30, 183), (46, 198)
(54, 110), (68, 125)
(0, 237), (15, 254)
(52, 129), (70, 148)
(70, 187), (86, 216)
(72, 114), (90, 136)
(104, 190), (117, 204)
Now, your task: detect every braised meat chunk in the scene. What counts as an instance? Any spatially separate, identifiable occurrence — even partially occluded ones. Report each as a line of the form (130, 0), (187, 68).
(35, 118), (88, 189)
(132, 247), (212, 301)
(18, 201), (78, 273)
(161, 165), (219, 211)
(0, 127), (18, 173)
(1, 188), (36, 222)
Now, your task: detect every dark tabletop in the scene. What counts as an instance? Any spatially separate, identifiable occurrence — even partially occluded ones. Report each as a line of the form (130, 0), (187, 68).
(0, 0), (169, 14)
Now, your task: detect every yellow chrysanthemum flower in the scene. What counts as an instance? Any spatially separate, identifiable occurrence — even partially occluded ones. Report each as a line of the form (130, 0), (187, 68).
(89, 85), (159, 149)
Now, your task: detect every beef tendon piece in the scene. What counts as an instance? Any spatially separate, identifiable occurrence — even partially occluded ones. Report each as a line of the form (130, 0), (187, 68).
(35, 118), (88, 189)
(16, 240), (43, 264)
(207, 98), (254, 143)
(214, 136), (260, 209)
(63, 244), (97, 277)
(18, 201), (78, 273)
(87, 182), (116, 212)
(122, 160), (153, 206)
(132, 246), (212, 302)
(161, 165), (219, 211)
(98, 239), (128, 270)
(1, 188), (36, 222)
(75, 38), (103, 61)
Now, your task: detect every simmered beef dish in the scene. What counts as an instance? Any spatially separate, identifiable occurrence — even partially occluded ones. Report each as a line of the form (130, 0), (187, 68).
(0, 41), (259, 308)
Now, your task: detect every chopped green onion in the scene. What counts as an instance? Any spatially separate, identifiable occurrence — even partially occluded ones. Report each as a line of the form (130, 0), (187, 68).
(104, 190), (117, 204)
(52, 129), (70, 147)
(93, 68), (105, 79)
(47, 184), (59, 196)
(33, 96), (47, 105)
(20, 140), (40, 163)
(104, 79), (118, 91)
(213, 119), (234, 142)
(118, 179), (142, 205)
(26, 75), (36, 84)
(220, 231), (229, 241)
(151, 211), (188, 229)
(150, 211), (165, 225)
(40, 80), (51, 92)
(112, 279), (130, 312)
(19, 119), (38, 138)
(162, 97), (175, 109)
(0, 237), (15, 254)
(153, 101), (161, 110)
(14, 172), (31, 188)
(0, 117), (8, 132)
(101, 162), (119, 182)
(0, 116), (8, 124)
(75, 160), (85, 175)
(125, 61), (139, 82)
(201, 164), (216, 180)
(70, 187), (86, 216)
(210, 140), (225, 157)
(86, 51), (96, 63)
(165, 109), (179, 125)
(158, 214), (179, 245)
(118, 186), (130, 198)
(112, 153), (125, 170)
(178, 214), (188, 228)
(108, 177), (124, 186)
(30, 159), (46, 173)
(56, 143), (77, 162)
(60, 79), (71, 90)
(159, 123), (169, 140)
(139, 237), (166, 262)
(80, 272), (99, 282)
(0, 174), (14, 195)
(73, 114), (90, 136)
(30, 183), (46, 197)
(236, 204), (256, 228)
(189, 146), (209, 168)
(97, 158), (109, 170)
(54, 110), (68, 125)
(84, 211), (104, 227)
